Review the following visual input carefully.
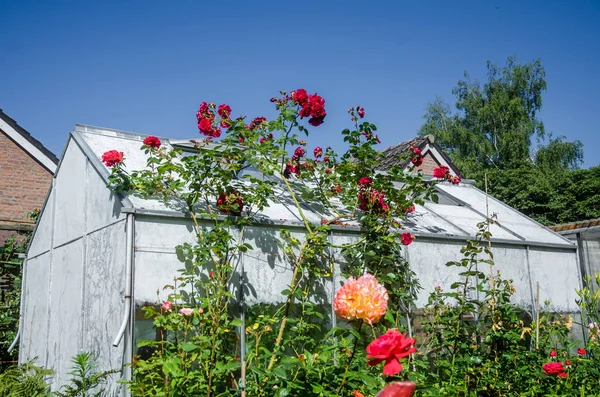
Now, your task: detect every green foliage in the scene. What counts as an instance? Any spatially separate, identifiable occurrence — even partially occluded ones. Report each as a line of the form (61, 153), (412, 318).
(413, 219), (600, 396)
(54, 353), (120, 397)
(0, 237), (26, 370)
(0, 360), (53, 397)
(419, 57), (597, 225)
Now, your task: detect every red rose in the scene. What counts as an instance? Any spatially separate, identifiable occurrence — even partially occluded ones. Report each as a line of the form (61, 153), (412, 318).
(366, 329), (416, 376)
(331, 184), (342, 194)
(293, 147), (305, 159)
(143, 136), (161, 149)
(217, 191), (243, 216)
(249, 117), (267, 131)
(313, 146), (323, 158)
(196, 102), (215, 121)
(558, 372), (568, 378)
(565, 360), (571, 366)
(217, 104), (231, 118)
(293, 89), (309, 105)
(433, 166), (450, 179)
(198, 118), (221, 137)
(376, 382), (416, 397)
(358, 177), (372, 187)
(550, 350), (557, 357)
(358, 107), (365, 118)
(577, 348), (586, 356)
(403, 205), (416, 215)
(101, 150), (124, 168)
(543, 362), (565, 375)
(401, 232), (414, 246)
(358, 189), (388, 215)
(448, 175), (461, 185)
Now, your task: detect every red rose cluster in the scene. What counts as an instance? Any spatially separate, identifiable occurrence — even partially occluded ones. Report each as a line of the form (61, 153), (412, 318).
(366, 329), (416, 376)
(410, 144), (423, 167)
(314, 146), (323, 158)
(216, 190), (243, 216)
(101, 150), (124, 168)
(432, 165), (461, 185)
(197, 102), (232, 138)
(283, 146), (307, 179)
(293, 88), (327, 126)
(249, 117), (267, 131)
(143, 136), (161, 149)
(358, 189), (388, 215)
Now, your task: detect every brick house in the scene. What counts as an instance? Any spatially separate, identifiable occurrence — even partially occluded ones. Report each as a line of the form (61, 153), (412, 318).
(0, 109), (58, 245)
(378, 134), (460, 177)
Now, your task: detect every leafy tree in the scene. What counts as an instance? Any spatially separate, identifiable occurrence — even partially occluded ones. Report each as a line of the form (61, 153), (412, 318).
(419, 57), (598, 225)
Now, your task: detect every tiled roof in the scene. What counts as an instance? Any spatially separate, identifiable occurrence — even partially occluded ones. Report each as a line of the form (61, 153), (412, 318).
(377, 136), (428, 171)
(550, 218), (600, 232)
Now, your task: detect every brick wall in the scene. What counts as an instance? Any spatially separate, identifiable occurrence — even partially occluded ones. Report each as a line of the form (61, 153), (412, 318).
(416, 151), (442, 176)
(0, 130), (53, 244)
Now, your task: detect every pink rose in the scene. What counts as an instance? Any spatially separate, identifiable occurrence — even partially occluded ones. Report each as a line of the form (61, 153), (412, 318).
(179, 308), (194, 317)
(401, 232), (414, 246)
(161, 301), (172, 311)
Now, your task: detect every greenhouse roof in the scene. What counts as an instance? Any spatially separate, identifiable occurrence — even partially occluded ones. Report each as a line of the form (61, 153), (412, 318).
(70, 124), (575, 249)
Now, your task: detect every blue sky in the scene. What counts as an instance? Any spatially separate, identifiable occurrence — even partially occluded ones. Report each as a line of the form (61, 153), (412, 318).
(1, 0), (599, 167)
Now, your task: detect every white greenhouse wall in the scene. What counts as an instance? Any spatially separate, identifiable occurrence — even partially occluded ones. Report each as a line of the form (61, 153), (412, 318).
(21, 139), (127, 395)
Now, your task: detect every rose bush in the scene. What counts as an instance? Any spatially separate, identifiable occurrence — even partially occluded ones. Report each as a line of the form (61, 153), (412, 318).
(103, 89), (600, 396)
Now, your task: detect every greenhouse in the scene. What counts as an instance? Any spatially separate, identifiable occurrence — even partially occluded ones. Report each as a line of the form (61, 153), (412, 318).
(17, 124), (582, 394)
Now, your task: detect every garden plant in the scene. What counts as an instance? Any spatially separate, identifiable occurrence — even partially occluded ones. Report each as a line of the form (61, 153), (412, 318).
(98, 89), (600, 396)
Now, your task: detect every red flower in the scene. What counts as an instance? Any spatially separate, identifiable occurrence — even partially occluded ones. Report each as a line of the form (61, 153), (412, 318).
(376, 382), (417, 397)
(198, 117), (222, 138)
(293, 88), (309, 105)
(433, 166), (450, 179)
(558, 372), (568, 378)
(401, 232), (414, 246)
(448, 175), (461, 185)
(196, 102), (213, 121)
(293, 147), (306, 159)
(565, 360), (571, 366)
(217, 191), (243, 216)
(550, 350), (557, 358)
(411, 154), (423, 167)
(366, 329), (416, 376)
(577, 348), (586, 356)
(143, 136), (161, 149)
(314, 147), (323, 158)
(542, 362), (565, 375)
(217, 104), (231, 118)
(331, 184), (342, 194)
(283, 162), (300, 179)
(358, 107), (365, 118)
(351, 391), (365, 397)
(358, 177), (372, 187)
(249, 117), (267, 131)
(402, 205), (416, 215)
(358, 189), (388, 215)
(101, 150), (124, 167)
(209, 271), (215, 278)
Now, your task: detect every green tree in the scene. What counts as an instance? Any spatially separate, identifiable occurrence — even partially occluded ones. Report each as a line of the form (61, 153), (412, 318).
(419, 57), (598, 225)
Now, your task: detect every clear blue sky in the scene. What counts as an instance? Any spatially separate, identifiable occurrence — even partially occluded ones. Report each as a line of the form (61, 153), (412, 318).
(1, 0), (599, 167)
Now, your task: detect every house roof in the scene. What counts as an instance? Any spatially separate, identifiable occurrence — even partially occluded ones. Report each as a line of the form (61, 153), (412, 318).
(0, 109), (59, 173)
(65, 124), (574, 249)
(378, 134), (461, 176)
(550, 218), (600, 235)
